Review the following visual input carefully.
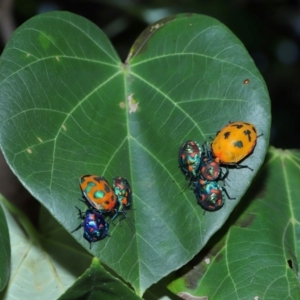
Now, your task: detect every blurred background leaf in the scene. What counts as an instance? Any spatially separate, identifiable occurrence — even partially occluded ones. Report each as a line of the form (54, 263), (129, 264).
(168, 148), (300, 299)
(0, 202), (10, 292)
(58, 258), (141, 300)
(0, 197), (92, 300)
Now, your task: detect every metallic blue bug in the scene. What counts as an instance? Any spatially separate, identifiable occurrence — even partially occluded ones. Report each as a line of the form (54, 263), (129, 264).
(179, 140), (202, 180)
(72, 207), (109, 248)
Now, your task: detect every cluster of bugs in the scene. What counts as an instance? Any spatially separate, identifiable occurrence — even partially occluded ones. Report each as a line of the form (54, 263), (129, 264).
(71, 122), (260, 247)
(179, 121), (260, 212)
(72, 175), (132, 248)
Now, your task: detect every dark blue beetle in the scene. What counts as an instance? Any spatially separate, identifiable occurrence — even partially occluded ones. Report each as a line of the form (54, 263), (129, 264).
(72, 207), (109, 248)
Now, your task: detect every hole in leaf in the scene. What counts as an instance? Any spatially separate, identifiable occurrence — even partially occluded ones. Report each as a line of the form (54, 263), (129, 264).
(287, 259), (293, 269)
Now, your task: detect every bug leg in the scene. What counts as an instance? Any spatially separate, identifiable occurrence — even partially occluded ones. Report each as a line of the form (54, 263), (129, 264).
(71, 207), (85, 233)
(235, 164), (253, 171)
(222, 187), (236, 200)
(71, 222), (83, 233)
(78, 197), (93, 209)
(222, 166), (229, 179)
(75, 206), (86, 219)
(219, 166), (229, 185)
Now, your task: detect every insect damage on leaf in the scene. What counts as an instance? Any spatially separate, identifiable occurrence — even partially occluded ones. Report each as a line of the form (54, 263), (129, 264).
(127, 94), (139, 113)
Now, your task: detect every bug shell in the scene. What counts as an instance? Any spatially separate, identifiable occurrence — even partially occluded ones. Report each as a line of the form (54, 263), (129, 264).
(194, 180), (225, 212)
(72, 208), (109, 248)
(82, 209), (109, 243)
(113, 176), (132, 211)
(80, 175), (117, 213)
(179, 140), (202, 179)
(211, 122), (258, 165)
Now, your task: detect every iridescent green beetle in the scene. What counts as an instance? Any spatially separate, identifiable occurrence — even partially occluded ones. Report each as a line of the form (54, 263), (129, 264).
(112, 176), (132, 221)
(179, 140), (202, 179)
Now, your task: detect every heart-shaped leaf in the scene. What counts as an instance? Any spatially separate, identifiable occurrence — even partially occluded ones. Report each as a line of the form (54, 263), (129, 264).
(169, 148), (300, 299)
(0, 12), (270, 295)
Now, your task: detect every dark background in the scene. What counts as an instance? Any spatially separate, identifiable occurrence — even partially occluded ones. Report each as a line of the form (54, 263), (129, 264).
(2, 0), (299, 149)
(0, 0), (299, 217)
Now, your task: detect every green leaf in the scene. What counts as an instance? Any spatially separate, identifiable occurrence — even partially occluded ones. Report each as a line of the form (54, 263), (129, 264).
(0, 202), (10, 292)
(58, 257), (140, 300)
(0, 197), (92, 299)
(168, 147), (300, 299)
(0, 11), (270, 295)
